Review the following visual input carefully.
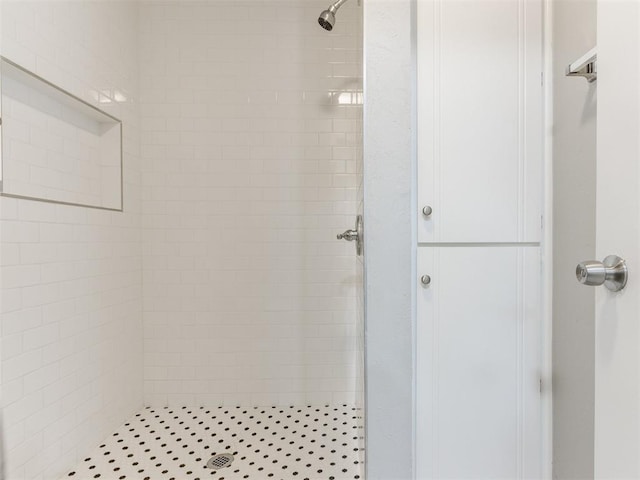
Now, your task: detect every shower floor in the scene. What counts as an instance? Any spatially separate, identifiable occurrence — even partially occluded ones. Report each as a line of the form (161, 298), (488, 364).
(63, 404), (364, 480)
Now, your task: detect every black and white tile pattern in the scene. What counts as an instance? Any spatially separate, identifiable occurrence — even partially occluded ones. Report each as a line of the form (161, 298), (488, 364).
(63, 405), (364, 480)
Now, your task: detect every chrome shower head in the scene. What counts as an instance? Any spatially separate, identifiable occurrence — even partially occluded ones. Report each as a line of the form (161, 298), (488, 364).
(318, 9), (336, 31)
(318, 0), (350, 31)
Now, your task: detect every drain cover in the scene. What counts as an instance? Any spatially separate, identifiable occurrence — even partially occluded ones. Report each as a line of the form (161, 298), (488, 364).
(206, 453), (234, 470)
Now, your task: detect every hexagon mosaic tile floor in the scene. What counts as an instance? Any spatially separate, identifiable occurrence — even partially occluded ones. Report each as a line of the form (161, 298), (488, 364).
(63, 405), (365, 480)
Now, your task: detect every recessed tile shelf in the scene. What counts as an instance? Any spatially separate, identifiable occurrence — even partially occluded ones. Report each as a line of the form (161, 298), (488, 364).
(0, 56), (123, 211)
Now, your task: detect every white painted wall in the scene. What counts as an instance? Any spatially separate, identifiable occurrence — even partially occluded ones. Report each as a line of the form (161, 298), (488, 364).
(138, 0), (363, 407)
(551, 1), (597, 478)
(363, 0), (415, 478)
(0, 2), (143, 479)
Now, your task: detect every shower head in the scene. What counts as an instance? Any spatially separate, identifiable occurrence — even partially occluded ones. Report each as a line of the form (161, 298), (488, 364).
(318, 9), (336, 31)
(318, 0), (350, 31)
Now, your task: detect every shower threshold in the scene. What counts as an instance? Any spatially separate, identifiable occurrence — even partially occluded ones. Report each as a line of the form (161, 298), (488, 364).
(63, 404), (364, 480)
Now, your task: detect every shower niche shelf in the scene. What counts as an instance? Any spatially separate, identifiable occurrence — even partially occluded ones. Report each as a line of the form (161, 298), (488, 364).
(0, 56), (123, 211)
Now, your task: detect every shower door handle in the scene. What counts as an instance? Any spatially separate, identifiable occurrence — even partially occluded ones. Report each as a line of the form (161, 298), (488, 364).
(337, 215), (363, 256)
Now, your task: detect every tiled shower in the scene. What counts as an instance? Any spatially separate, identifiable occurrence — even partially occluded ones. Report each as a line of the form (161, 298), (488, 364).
(0, 1), (364, 479)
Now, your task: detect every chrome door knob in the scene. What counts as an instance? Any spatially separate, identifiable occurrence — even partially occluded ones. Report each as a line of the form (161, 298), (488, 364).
(422, 205), (433, 217)
(420, 275), (431, 286)
(576, 255), (628, 292)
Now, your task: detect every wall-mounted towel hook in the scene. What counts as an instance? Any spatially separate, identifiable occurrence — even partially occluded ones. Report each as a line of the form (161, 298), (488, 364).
(566, 47), (597, 83)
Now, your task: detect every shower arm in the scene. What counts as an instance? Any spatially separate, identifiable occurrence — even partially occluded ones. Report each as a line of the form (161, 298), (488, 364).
(328, 0), (350, 14)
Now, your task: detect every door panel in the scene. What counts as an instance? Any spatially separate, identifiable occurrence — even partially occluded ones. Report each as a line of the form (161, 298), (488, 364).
(416, 246), (541, 479)
(417, 0), (542, 243)
(593, 2), (640, 477)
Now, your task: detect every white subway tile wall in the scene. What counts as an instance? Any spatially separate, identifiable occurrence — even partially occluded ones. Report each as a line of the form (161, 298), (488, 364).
(0, 2), (142, 480)
(139, 0), (363, 407)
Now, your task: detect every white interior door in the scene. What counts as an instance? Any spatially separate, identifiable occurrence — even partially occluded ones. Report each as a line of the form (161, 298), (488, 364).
(593, 2), (640, 478)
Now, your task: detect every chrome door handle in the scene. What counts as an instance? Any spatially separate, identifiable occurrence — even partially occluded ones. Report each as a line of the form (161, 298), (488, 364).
(337, 215), (363, 256)
(576, 255), (628, 292)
